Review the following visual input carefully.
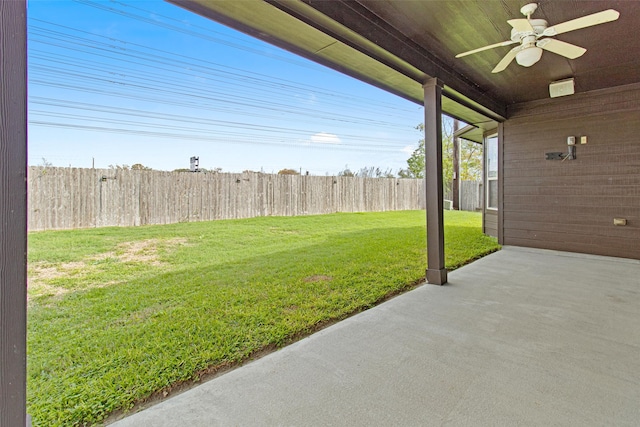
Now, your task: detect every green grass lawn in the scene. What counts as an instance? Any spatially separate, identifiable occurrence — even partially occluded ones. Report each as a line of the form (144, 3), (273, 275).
(27, 210), (499, 426)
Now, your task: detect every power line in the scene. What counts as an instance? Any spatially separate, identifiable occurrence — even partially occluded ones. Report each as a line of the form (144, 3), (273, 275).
(30, 78), (416, 133)
(29, 52), (412, 122)
(28, 40), (415, 124)
(30, 98), (408, 146)
(72, 0), (322, 71)
(29, 121), (404, 153)
(29, 64), (410, 127)
(27, 17), (420, 130)
(26, 1), (422, 168)
(28, 20), (415, 113)
(29, 110), (407, 149)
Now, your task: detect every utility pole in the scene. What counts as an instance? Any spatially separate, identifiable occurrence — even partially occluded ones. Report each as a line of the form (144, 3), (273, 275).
(452, 119), (460, 210)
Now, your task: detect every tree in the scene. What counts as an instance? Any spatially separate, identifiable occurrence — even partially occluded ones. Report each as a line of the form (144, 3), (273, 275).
(398, 143), (425, 179)
(459, 139), (483, 181)
(278, 168), (300, 175)
(337, 165), (355, 177)
(131, 163), (151, 171)
(108, 164), (130, 170)
(400, 119), (482, 191)
(356, 166), (395, 178)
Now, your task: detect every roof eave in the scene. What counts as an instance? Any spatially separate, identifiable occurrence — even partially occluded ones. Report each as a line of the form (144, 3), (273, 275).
(167, 0), (506, 127)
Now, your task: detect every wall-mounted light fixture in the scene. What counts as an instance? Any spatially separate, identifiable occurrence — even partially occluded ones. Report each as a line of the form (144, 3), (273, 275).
(549, 78), (575, 98)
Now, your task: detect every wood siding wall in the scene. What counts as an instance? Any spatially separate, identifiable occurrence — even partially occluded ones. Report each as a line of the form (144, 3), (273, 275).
(484, 210), (497, 238)
(503, 83), (640, 259)
(28, 168), (428, 231)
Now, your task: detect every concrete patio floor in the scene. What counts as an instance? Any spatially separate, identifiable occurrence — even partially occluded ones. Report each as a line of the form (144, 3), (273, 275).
(111, 246), (640, 426)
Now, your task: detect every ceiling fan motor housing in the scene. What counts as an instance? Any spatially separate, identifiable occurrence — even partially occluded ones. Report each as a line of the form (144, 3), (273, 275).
(510, 19), (548, 43)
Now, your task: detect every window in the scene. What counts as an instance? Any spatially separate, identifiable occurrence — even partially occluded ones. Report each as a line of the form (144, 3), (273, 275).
(486, 135), (498, 210)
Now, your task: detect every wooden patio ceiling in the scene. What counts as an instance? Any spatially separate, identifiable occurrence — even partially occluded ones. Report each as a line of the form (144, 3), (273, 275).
(169, 0), (640, 131)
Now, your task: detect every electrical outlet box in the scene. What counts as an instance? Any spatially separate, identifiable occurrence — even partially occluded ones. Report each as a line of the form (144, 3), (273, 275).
(567, 136), (576, 145)
(580, 136), (587, 144)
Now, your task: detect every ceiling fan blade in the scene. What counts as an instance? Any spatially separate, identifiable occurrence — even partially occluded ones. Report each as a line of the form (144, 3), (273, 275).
(492, 46), (520, 73)
(508, 18), (534, 33)
(544, 9), (620, 36)
(537, 39), (586, 59)
(456, 40), (517, 58)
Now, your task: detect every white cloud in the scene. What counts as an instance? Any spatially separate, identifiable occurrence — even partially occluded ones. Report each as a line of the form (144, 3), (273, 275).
(310, 132), (341, 145)
(401, 145), (415, 155)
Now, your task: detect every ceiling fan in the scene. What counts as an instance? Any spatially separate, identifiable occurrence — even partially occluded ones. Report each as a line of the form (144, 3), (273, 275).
(456, 3), (620, 73)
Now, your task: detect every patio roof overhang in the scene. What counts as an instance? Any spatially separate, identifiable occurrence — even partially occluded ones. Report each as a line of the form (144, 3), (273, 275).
(168, 0), (640, 130)
(168, 0), (504, 133)
(454, 125), (484, 144)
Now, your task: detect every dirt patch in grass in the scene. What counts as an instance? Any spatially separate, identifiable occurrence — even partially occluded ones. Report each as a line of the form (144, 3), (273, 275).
(112, 239), (183, 265)
(30, 261), (86, 281)
(28, 238), (188, 299)
(94, 237), (188, 265)
(28, 261), (88, 299)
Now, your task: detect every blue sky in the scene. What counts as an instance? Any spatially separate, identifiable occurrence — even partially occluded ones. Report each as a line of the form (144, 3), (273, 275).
(27, 0), (425, 175)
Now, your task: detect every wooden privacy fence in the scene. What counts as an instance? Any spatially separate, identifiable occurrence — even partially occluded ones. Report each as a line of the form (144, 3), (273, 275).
(443, 181), (483, 212)
(459, 180), (483, 212)
(28, 167), (430, 231)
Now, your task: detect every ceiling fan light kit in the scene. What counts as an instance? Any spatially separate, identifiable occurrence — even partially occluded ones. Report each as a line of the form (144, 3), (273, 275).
(516, 46), (542, 67)
(456, 3), (620, 73)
